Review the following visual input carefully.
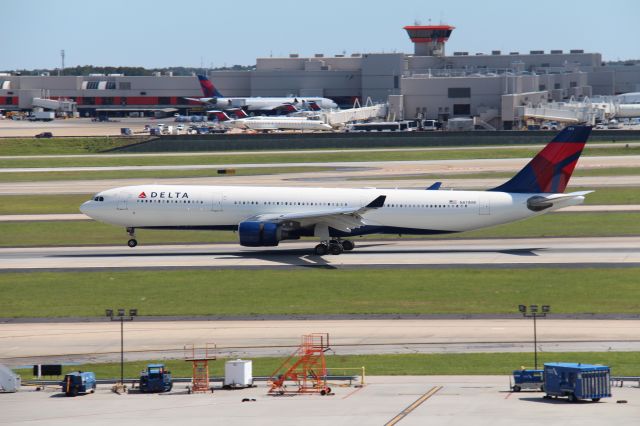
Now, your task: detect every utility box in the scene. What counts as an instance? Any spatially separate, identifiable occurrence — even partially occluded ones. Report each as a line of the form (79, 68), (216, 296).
(224, 359), (253, 388)
(543, 363), (611, 402)
(0, 364), (21, 393)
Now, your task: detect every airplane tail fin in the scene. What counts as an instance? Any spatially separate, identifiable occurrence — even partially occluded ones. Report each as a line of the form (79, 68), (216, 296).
(306, 101), (321, 111)
(197, 74), (223, 98)
(208, 110), (231, 122)
(489, 125), (592, 193)
(228, 108), (248, 119)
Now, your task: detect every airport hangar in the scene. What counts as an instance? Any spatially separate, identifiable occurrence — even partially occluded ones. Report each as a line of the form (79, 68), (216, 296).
(0, 24), (639, 128)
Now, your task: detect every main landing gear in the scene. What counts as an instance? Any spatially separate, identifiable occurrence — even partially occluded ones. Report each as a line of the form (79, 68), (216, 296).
(314, 239), (355, 256)
(126, 227), (137, 248)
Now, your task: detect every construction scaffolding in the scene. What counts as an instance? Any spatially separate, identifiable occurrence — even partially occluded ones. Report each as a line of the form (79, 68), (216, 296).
(268, 333), (332, 396)
(184, 343), (216, 393)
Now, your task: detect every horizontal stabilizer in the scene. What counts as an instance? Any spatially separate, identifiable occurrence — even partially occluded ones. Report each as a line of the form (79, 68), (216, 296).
(527, 190), (594, 212)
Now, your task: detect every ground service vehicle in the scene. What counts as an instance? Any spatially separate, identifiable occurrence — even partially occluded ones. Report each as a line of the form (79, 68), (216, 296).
(139, 364), (172, 393)
(35, 132), (53, 138)
(61, 372), (96, 397)
(29, 111), (54, 121)
(543, 363), (611, 402)
(511, 369), (544, 392)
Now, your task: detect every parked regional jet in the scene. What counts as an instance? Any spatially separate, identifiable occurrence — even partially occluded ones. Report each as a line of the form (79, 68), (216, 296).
(80, 126), (593, 255)
(208, 111), (333, 132)
(185, 75), (338, 113)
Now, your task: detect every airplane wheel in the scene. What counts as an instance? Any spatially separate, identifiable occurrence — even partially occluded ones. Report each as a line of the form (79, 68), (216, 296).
(127, 239), (138, 248)
(329, 243), (343, 255)
(341, 240), (355, 251)
(314, 244), (328, 256)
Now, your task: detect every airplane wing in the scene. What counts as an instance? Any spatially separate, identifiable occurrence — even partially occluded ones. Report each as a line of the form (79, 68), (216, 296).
(248, 195), (386, 232)
(256, 104), (299, 113)
(527, 191), (594, 211)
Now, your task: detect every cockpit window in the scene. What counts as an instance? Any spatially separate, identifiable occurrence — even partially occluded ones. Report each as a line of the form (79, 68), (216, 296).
(93, 196), (105, 202)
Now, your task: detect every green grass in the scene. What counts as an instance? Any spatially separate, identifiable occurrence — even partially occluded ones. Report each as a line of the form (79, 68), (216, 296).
(0, 137), (142, 156)
(0, 166), (333, 183)
(1, 144), (639, 168)
(350, 167), (640, 182)
(13, 352), (640, 379)
(0, 212), (637, 247)
(569, 187), (640, 205)
(1, 268), (639, 317)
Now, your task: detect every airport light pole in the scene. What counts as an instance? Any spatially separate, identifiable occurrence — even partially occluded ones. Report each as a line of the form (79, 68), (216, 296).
(106, 308), (137, 386)
(518, 304), (550, 370)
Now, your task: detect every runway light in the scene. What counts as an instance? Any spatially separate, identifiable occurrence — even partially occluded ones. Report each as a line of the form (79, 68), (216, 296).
(118, 308), (125, 317)
(518, 305), (527, 313)
(105, 309), (113, 318)
(129, 309), (138, 317)
(529, 304), (538, 313)
(542, 305), (550, 313)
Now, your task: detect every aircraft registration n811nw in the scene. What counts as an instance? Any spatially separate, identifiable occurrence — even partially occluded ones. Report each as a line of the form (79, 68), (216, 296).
(80, 126), (593, 255)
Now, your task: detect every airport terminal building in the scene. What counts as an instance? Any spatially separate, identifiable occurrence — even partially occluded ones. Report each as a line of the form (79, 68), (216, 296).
(1, 25), (639, 129)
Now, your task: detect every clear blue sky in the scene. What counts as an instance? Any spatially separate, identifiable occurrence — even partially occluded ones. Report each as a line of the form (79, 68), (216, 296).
(3, 0), (639, 70)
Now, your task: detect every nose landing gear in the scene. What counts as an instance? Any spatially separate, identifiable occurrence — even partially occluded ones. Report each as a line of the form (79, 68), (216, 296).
(126, 227), (137, 248)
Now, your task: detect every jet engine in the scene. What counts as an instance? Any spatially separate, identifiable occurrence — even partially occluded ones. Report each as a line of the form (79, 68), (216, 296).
(238, 221), (302, 247)
(238, 221), (282, 247)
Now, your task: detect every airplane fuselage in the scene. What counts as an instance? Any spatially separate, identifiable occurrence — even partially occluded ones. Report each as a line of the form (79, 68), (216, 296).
(80, 185), (583, 237)
(208, 97), (337, 111)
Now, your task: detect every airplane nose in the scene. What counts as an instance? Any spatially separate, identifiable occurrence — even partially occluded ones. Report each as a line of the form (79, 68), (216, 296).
(79, 201), (91, 215)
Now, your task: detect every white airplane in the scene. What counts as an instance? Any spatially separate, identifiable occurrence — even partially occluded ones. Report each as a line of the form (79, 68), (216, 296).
(208, 111), (333, 132)
(186, 75), (338, 113)
(80, 126), (593, 255)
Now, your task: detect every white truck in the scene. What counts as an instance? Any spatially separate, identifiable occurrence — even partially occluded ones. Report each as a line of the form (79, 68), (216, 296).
(29, 111), (55, 121)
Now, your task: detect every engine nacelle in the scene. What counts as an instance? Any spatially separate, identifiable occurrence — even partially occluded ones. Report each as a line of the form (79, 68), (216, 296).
(238, 221), (282, 247)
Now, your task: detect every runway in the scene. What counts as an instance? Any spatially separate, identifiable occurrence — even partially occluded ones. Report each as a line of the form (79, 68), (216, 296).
(1, 237), (639, 271)
(1, 318), (639, 366)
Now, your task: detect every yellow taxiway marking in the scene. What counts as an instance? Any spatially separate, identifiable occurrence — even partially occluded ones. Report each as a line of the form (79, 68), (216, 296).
(384, 385), (443, 425)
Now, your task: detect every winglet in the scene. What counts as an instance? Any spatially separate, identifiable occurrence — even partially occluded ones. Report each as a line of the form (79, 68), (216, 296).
(365, 195), (386, 208)
(426, 182), (442, 190)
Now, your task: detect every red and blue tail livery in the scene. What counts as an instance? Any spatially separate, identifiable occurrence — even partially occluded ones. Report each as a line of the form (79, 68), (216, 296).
(490, 125), (592, 194)
(197, 74), (223, 98)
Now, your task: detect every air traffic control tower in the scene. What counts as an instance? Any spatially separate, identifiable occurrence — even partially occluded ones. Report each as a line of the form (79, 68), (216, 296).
(403, 24), (455, 56)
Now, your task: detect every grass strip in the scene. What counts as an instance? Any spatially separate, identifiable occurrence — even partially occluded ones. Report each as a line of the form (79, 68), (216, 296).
(13, 352), (640, 379)
(350, 167), (640, 181)
(0, 166), (333, 183)
(1, 144), (639, 168)
(1, 268), (639, 317)
(0, 137), (142, 156)
(0, 212), (636, 247)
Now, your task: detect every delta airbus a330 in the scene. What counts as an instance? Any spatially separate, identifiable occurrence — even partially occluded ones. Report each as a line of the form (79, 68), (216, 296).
(80, 126), (592, 255)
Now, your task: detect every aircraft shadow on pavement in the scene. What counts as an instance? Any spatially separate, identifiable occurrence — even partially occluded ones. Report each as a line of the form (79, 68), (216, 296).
(52, 244), (540, 269)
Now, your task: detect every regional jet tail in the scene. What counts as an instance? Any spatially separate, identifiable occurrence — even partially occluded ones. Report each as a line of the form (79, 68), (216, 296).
(80, 126), (592, 255)
(185, 75), (338, 113)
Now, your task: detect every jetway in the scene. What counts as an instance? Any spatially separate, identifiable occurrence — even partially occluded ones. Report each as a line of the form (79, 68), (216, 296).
(323, 98), (387, 127)
(32, 97), (76, 113)
(518, 96), (640, 125)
